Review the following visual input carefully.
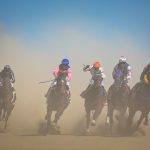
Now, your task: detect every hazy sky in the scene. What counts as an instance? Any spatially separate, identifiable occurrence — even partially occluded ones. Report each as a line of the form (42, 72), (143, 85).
(0, 0), (149, 84)
(0, 0), (150, 50)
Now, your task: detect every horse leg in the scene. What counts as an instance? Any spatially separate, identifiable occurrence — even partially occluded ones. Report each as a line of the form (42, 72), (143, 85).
(118, 105), (127, 124)
(53, 104), (67, 125)
(127, 107), (136, 130)
(136, 112), (148, 130)
(46, 105), (52, 133)
(2, 108), (6, 120)
(86, 110), (91, 133)
(106, 102), (114, 134)
(0, 106), (2, 121)
(0, 107), (2, 121)
(4, 103), (14, 130)
(4, 110), (10, 130)
(143, 113), (149, 126)
(92, 102), (103, 126)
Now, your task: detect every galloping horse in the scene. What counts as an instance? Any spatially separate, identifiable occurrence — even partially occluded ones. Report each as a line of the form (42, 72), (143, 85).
(128, 81), (150, 131)
(0, 75), (14, 130)
(81, 75), (106, 133)
(106, 79), (130, 134)
(46, 70), (70, 134)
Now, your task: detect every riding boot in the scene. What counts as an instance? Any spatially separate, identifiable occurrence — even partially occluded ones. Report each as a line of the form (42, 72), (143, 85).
(107, 84), (114, 101)
(66, 85), (71, 102)
(12, 87), (16, 103)
(103, 86), (107, 97)
(12, 92), (16, 103)
(80, 84), (91, 98)
(45, 86), (52, 98)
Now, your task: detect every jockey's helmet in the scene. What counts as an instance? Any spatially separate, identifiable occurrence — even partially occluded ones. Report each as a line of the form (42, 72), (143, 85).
(61, 58), (69, 65)
(119, 56), (127, 63)
(93, 61), (101, 69)
(4, 65), (11, 70)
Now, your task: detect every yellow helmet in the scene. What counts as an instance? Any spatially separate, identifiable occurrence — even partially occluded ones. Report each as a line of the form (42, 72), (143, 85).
(144, 75), (149, 84)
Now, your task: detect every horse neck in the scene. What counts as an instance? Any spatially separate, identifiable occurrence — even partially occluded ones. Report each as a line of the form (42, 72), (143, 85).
(142, 84), (150, 96)
(3, 76), (11, 90)
(56, 78), (66, 94)
(88, 85), (100, 98)
(2, 76), (12, 102)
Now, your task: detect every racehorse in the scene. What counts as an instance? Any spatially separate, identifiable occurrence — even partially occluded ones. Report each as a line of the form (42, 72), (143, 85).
(46, 71), (70, 134)
(106, 79), (130, 134)
(127, 81), (150, 132)
(81, 75), (106, 134)
(0, 75), (14, 130)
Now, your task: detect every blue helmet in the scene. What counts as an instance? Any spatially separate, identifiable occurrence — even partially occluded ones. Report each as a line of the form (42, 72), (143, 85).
(61, 58), (69, 65)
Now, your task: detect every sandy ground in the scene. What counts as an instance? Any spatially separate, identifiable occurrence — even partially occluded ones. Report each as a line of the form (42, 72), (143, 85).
(0, 105), (150, 150)
(0, 133), (150, 150)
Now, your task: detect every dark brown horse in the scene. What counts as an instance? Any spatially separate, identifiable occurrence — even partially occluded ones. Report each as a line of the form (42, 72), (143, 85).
(0, 75), (14, 130)
(127, 81), (150, 132)
(46, 71), (70, 134)
(106, 79), (130, 134)
(81, 75), (106, 133)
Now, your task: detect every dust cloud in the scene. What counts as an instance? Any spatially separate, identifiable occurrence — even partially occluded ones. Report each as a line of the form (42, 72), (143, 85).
(0, 28), (149, 135)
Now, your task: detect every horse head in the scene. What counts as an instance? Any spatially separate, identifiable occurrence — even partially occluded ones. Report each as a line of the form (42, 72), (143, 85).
(114, 78), (123, 88)
(92, 74), (102, 88)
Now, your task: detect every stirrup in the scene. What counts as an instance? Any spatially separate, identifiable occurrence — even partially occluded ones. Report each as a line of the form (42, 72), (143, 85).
(80, 91), (86, 98)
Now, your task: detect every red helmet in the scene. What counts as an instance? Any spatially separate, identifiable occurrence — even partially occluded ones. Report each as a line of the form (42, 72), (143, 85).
(93, 61), (101, 68)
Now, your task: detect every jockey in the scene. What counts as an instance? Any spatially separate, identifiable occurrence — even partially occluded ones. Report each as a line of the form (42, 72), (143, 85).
(45, 58), (72, 99)
(80, 61), (106, 98)
(140, 62), (150, 85)
(0, 65), (16, 103)
(107, 56), (131, 100)
(112, 56), (131, 85)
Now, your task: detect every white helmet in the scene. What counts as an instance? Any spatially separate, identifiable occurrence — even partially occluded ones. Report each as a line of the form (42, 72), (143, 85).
(4, 65), (11, 70)
(119, 56), (127, 63)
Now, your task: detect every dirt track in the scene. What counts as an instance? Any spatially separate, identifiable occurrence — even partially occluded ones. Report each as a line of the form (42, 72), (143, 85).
(0, 100), (150, 150)
(0, 133), (150, 150)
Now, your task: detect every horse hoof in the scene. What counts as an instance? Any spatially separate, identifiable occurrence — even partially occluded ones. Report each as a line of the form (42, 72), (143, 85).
(51, 122), (56, 127)
(103, 102), (108, 106)
(143, 121), (148, 126)
(106, 117), (110, 125)
(45, 115), (48, 120)
(85, 129), (90, 135)
(56, 129), (61, 135)
(115, 115), (119, 121)
(105, 122), (110, 127)
(91, 120), (96, 126)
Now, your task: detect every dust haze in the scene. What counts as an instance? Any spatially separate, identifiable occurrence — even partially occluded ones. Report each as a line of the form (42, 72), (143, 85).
(0, 27), (149, 136)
